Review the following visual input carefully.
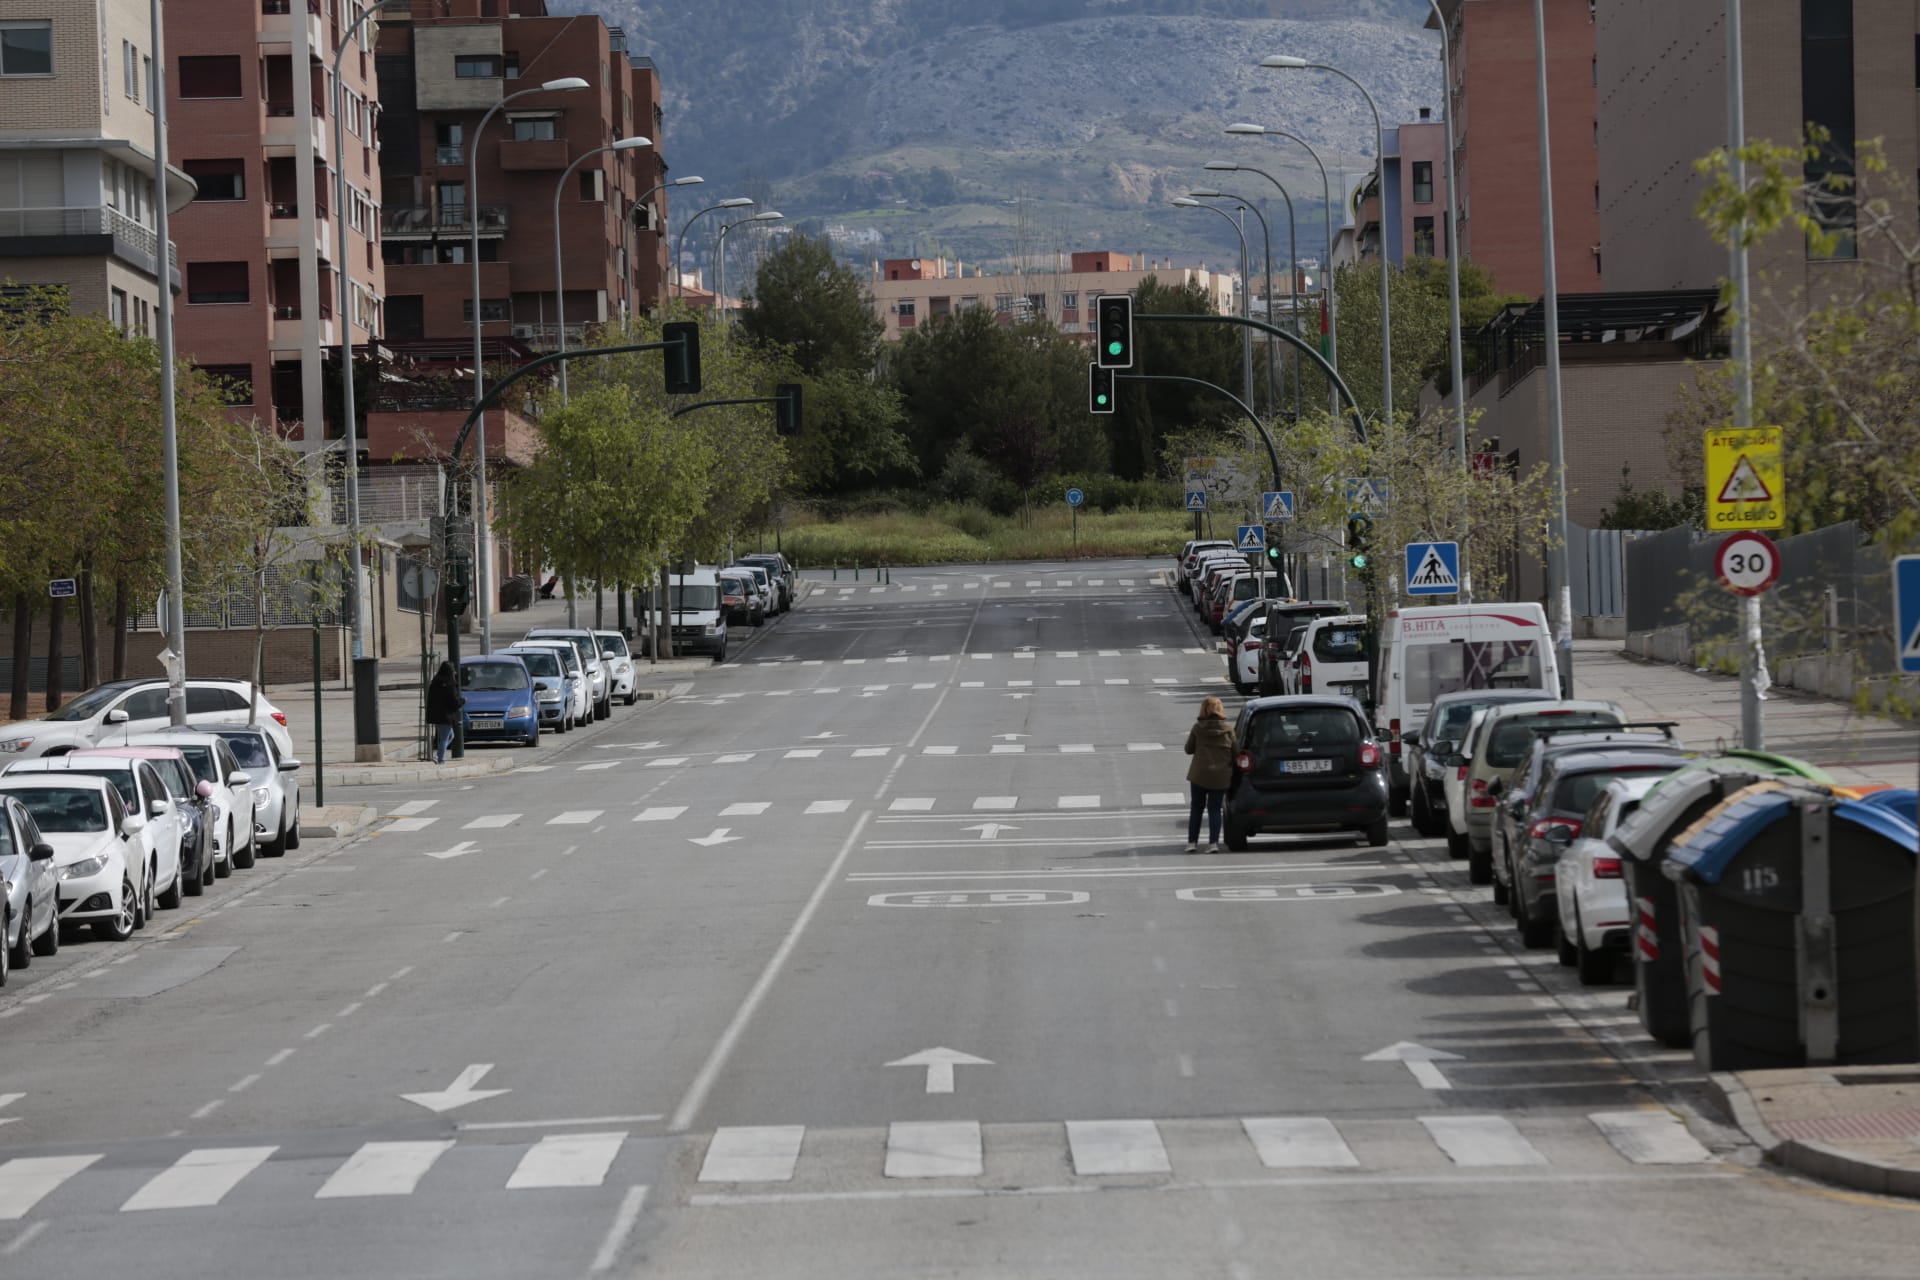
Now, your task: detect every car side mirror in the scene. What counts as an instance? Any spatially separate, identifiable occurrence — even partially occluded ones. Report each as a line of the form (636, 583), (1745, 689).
(106, 709), (130, 725)
(121, 815), (147, 838)
(195, 779), (215, 800)
(1487, 778), (1504, 797)
(1431, 740), (1455, 759)
(1402, 730), (1420, 747)
(279, 759), (302, 772)
(29, 841), (53, 862)
(227, 770), (251, 788)
(148, 798), (169, 818)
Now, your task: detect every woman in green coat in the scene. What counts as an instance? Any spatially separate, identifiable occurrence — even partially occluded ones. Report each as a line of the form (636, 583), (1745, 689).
(1184, 695), (1237, 853)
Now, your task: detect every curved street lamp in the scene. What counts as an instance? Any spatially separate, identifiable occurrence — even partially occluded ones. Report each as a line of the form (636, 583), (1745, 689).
(1190, 187), (1278, 420)
(1202, 167), (1301, 421)
(715, 211), (784, 323)
(624, 175), (703, 317)
(673, 198), (755, 302)
(1226, 122), (1338, 385)
(1170, 197), (1254, 411)
(552, 135), (652, 398)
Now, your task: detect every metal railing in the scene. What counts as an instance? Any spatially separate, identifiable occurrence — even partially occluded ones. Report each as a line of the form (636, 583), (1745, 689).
(0, 205), (177, 269)
(510, 321), (588, 350)
(326, 466), (446, 527)
(434, 146), (463, 165)
(381, 204), (511, 236)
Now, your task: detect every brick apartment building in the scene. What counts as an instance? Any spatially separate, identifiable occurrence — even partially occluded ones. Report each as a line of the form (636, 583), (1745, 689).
(165, 0), (387, 447)
(868, 251), (1238, 342)
(1336, 109), (1453, 267)
(0, 0), (194, 326)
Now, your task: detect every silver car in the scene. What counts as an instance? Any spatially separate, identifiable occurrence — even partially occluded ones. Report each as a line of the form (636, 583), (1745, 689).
(524, 628), (612, 720)
(205, 724), (302, 857)
(507, 642), (590, 729)
(593, 630), (638, 706)
(0, 793), (59, 979)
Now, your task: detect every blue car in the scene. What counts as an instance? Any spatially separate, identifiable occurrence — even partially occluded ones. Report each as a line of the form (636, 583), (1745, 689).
(459, 656), (539, 747)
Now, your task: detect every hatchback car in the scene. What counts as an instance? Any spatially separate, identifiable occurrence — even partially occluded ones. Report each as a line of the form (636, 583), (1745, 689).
(1404, 689), (1558, 839)
(593, 631), (638, 705)
(117, 729), (257, 875)
(460, 656), (540, 748)
(718, 572), (763, 628)
(1459, 701), (1626, 882)
(1228, 613), (1268, 695)
(738, 553), (794, 611)
(0, 774), (140, 944)
(204, 724), (303, 856)
(1225, 696), (1389, 849)
(1, 757), (170, 928)
(0, 793), (58, 977)
(1556, 774), (1665, 984)
(505, 645), (572, 732)
(1287, 614), (1370, 702)
(729, 564), (777, 621)
(0, 678), (293, 759)
(524, 629), (611, 720)
(508, 641), (591, 728)
(1178, 540), (1235, 587)
(1255, 602), (1350, 695)
(73, 748), (205, 905)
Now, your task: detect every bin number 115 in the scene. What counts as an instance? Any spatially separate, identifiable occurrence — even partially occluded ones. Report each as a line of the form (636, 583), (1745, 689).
(1740, 866), (1781, 893)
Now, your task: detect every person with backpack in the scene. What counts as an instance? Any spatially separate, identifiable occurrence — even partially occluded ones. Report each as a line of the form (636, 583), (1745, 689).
(426, 660), (464, 764)
(1183, 695), (1237, 853)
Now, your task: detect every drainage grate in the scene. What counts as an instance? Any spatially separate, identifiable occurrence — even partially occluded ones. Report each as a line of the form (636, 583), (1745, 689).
(1772, 1109), (1920, 1142)
(1835, 1072), (1920, 1087)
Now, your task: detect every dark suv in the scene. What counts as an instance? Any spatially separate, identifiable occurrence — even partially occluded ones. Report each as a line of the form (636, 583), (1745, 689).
(1225, 695), (1389, 849)
(1403, 689), (1557, 837)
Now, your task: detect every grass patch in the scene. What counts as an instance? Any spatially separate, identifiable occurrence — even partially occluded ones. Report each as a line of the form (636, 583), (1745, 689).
(780, 504), (1188, 566)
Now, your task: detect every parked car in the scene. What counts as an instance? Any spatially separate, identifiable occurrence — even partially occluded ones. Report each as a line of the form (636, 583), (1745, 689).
(506, 641), (591, 729)
(1228, 613), (1268, 695)
(504, 645), (572, 732)
(116, 729), (257, 875)
(1178, 540), (1234, 587)
(1255, 601), (1349, 695)
(1556, 774), (1666, 984)
(458, 655), (541, 749)
(0, 774), (139, 944)
(738, 553), (794, 611)
(1194, 558), (1243, 613)
(1225, 695), (1390, 849)
(75, 748), (205, 904)
(1210, 570), (1281, 634)
(1403, 690), (1558, 839)
(2, 755), (174, 923)
(0, 793), (58, 978)
(729, 564), (777, 622)
(718, 571), (763, 628)
(1287, 614), (1370, 703)
(0, 678), (293, 760)
(1220, 596), (1271, 649)
(1459, 701), (1627, 883)
(1188, 552), (1239, 604)
(662, 571), (729, 659)
(524, 628), (612, 720)
(203, 724), (302, 857)
(593, 630), (638, 705)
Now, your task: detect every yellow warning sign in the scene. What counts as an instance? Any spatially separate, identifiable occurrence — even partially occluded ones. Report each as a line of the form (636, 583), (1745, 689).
(1704, 426), (1784, 530)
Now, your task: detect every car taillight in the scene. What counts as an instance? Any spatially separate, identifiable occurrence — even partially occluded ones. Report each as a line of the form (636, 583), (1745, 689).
(1592, 855), (1623, 879)
(1469, 777), (1493, 808)
(1529, 818), (1583, 842)
(1455, 765), (1468, 780)
(1299, 653), (1312, 693)
(1388, 718), (1401, 756)
(1359, 742), (1380, 768)
(270, 712), (288, 726)
(1234, 751), (1251, 772)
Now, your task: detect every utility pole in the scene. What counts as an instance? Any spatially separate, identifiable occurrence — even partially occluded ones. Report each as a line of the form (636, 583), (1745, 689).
(1727, 0), (1767, 749)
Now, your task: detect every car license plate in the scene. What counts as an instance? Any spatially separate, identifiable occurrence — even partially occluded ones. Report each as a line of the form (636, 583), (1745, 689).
(470, 718), (502, 730)
(1283, 758), (1333, 774)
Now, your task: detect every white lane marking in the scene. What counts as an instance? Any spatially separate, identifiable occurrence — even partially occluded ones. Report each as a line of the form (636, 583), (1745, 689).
(885, 1121), (982, 1178)
(1589, 1111), (1715, 1164)
(336, 1002), (362, 1018)
(464, 814), (520, 829)
(1060, 744), (1094, 753)
(228, 1074), (261, 1093)
(1153, 677), (1178, 685)
(1098, 648), (1119, 655)
(1055, 650), (1080, 658)
(714, 753), (756, 764)
(1055, 580), (1072, 587)
(549, 811), (604, 825)
(267, 1048), (296, 1066)
(1057, 795), (1101, 809)
(645, 757), (690, 768)
(0, 1155), (102, 1220)
(1066, 1120), (1170, 1175)
(122, 1146), (277, 1211)
(1242, 1117), (1359, 1169)
(989, 744), (1025, 754)
(189, 1100), (223, 1120)
(972, 797), (1017, 810)
(1119, 579), (1136, 586)
(579, 762), (622, 772)
(669, 813), (874, 1133)
(862, 685), (890, 692)
(1142, 793), (1185, 806)
(993, 581), (1011, 588)
(961, 681), (985, 688)
(1177, 1054), (1195, 1079)
(391, 966), (414, 979)
(1105, 678), (1130, 686)
(460, 1115), (661, 1132)
(506, 1132), (627, 1189)
(1182, 648), (1205, 655)
(886, 656), (910, 663)
(388, 801), (438, 817)
(1419, 1116), (1548, 1167)
(913, 683), (938, 690)
(634, 807), (688, 823)
(385, 817), (437, 832)
(315, 1141), (455, 1198)
(842, 658), (867, 665)
(720, 802), (770, 817)
(1026, 581), (1042, 588)
(970, 652), (993, 659)
(589, 1185), (650, 1274)
(889, 798), (935, 812)
(2, 1221), (47, 1255)
(805, 800), (851, 815)
(1055, 679), (1082, 687)
(1127, 742), (1164, 752)
(923, 746), (957, 756)
(784, 749), (822, 760)
(529, 868), (549, 882)
(852, 748), (889, 758)
(304, 1023), (332, 1039)
(699, 1126), (805, 1183)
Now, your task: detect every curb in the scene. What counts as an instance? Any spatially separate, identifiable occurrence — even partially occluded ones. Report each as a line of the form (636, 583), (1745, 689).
(298, 804), (379, 839)
(1707, 1071), (1920, 1198)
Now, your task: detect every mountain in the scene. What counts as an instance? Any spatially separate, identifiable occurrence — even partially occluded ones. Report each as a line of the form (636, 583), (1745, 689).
(551, 0), (1442, 271)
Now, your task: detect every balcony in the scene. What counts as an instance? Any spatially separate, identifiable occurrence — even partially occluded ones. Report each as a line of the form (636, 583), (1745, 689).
(497, 138), (569, 172)
(382, 204), (510, 239)
(0, 205), (179, 280)
(258, 0), (323, 55)
(510, 321), (588, 351)
(435, 146), (464, 166)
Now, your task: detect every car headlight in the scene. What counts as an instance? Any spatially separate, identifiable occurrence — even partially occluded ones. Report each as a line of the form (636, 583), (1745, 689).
(705, 623), (725, 635)
(0, 737), (33, 753)
(508, 705), (532, 717)
(537, 690), (560, 702)
(252, 786), (270, 805)
(60, 856), (108, 880)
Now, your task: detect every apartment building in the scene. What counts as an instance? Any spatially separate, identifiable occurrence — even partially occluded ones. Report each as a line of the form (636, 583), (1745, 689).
(1343, 110), (1453, 266)
(1428, 0), (1602, 297)
(163, 0), (386, 447)
(869, 251), (1237, 342)
(0, 0), (193, 326)
(373, 0), (670, 365)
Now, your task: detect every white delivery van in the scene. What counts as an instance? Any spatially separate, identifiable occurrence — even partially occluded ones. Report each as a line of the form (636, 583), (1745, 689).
(1373, 602), (1558, 812)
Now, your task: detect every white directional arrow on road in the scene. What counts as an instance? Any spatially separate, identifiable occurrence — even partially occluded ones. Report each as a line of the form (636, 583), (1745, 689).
(421, 841), (479, 861)
(0, 1092), (22, 1127)
(689, 828), (741, 847)
(401, 1064), (510, 1114)
(1362, 1041), (1464, 1090)
(1002, 693), (1031, 700)
(993, 733), (1029, 741)
(805, 731), (841, 740)
(961, 823), (1019, 840)
(886, 1047), (993, 1095)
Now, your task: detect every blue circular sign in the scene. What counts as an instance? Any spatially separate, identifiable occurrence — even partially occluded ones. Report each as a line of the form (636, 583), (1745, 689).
(1065, 488), (1085, 508)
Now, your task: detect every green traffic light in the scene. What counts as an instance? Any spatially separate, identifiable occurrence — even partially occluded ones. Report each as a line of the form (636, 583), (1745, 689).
(1349, 554), (1368, 570)
(1096, 393), (1108, 405)
(1107, 340), (1123, 356)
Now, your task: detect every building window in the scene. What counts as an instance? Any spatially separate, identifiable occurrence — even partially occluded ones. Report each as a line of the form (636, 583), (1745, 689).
(1061, 291), (1078, 310)
(186, 262), (250, 304)
(504, 57), (520, 80)
(124, 41), (137, 99)
(512, 117), (556, 142)
(578, 169), (603, 201)
(462, 298), (509, 322)
(434, 121), (463, 164)
(184, 158), (245, 201)
(896, 299), (915, 319)
(1412, 216), (1436, 257)
(197, 363), (254, 406)
(1411, 161), (1433, 204)
(1801, 0), (1857, 259)
(993, 294), (1013, 312)
(0, 21), (52, 76)
(177, 55), (242, 98)
(143, 55), (152, 108)
(454, 55), (501, 79)
(134, 297), (150, 337)
(109, 288), (129, 334)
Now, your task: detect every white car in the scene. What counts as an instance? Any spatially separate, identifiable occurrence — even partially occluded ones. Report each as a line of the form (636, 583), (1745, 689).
(1229, 613), (1268, 694)
(202, 724), (302, 857)
(0, 678), (293, 760)
(507, 642), (591, 729)
(524, 629), (611, 720)
(57, 752), (189, 913)
(0, 793), (59, 978)
(0, 774), (142, 943)
(593, 630), (638, 706)
(1287, 614), (1371, 701)
(115, 730), (258, 875)
(1554, 774), (1663, 985)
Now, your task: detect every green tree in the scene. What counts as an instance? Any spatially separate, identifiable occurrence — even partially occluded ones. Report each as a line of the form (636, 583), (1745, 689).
(1107, 274), (1245, 481)
(739, 233), (883, 377)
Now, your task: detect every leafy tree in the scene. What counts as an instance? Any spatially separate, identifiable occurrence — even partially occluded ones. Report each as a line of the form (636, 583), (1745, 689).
(739, 233), (883, 377)
(1107, 274), (1245, 481)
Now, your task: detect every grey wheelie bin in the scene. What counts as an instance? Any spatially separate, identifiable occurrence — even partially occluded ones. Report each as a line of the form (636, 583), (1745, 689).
(1664, 785), (1919, 1071)
(1608, 753), (1836, 1048)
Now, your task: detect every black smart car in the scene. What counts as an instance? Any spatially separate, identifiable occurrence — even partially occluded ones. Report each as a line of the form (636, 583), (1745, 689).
(1225, 696), (1390, 849)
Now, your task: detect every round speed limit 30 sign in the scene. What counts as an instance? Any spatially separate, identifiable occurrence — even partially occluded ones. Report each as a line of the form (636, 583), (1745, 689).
(1715, 531), (1779, 596)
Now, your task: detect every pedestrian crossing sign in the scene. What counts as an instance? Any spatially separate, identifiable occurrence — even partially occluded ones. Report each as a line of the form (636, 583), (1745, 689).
(1262, 491), (1295, 521)
(1185, 490), (1208, 511)
(1236, 524), (1266, 553)
(1896, 555), (1920, 673)
(1404, 541), (1461, 596)
(1344, 476), (1389, 515)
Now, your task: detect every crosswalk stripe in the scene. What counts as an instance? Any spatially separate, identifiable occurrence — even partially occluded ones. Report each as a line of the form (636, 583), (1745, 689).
(973, 797), (1017, 810)
(1058, 795), (1100, 809)
(885, 1121), (981, 1178)
(1142, 792), (1185, 806)
(1008, 680), (1033, 688)
(1098, 649), (1119, 656)
(784, 749), (822, 759)
(700, 1126), (806, 1183)
(1127, 743), (1164, 752)
(1242, 1118), (1359, 1169)
(122, 1146), (277, 1211)
(1088, 580), (1106, 587)
(852, 748), (889, 758)
(0, 1155), (101, 1220)
(720, 802), (770, 817)
(389, 801), (439, 817)
(1105, 678), (1130, 686)
(1119, 579), (1136, 586)
(1066, 1120), (1169, 1174)
(1061, 744), (1094, 753)
(715, 753), (756, 764)
(549, 811), (603, 826)
(1055, 580), (1072, 587)
(315, 1141), (454, 1198)
(923, 746), (957, 755)
(1056, 679), (1081, 687)
(1026, 581), (1042, 587)
(634, 806), (687, 823)
(385, 816), (437, 832)
(805, 800), (851, 815)
(1419, 1116), (1548, 1167)
(1153, 677), (1179, 685)
(645, 757), (690, 768)
(990, 744), (1025, 754)
(889, 798), (934, 812)
(506, 1132), (626, 1190)
(1588, 1111), (1714, 1164)
(464, 814), (520, 829)
(1056, 651), (1079, 657)
(578, 762), (622, 772)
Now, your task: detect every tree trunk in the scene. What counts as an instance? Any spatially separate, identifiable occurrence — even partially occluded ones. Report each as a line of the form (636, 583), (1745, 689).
(9, 594), (31, 720)
(45, 593), (66, 714)
(78, 561), (97, 690)
(111, 578), (128, 680)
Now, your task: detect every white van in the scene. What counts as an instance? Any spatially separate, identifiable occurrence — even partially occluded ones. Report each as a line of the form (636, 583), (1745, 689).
(647, 570), (729, 659)
(1373, 602), (1558, 812)
(1288, 614), (1371, 700)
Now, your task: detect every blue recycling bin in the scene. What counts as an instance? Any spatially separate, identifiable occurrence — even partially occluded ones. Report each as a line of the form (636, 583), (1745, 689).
(1664, 786), (1919, 1071)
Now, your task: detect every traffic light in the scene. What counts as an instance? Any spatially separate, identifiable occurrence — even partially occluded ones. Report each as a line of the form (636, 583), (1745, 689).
(1264, 541), (1282, 564)
(774, 382), (803, 436)
(1095, 294), (1133, 369)
(1345, 514), (1373, 570)
(1088, 362), (1114, 414)
(662, 320), (702, 394)
(444, 556), (472, 615)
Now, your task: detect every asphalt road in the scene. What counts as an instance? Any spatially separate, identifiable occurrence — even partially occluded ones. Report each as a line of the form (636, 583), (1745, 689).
(0, 558), (1914, 1278)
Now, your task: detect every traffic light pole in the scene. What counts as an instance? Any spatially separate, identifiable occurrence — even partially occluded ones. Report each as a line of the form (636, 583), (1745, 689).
(1139, 312), (1369, 443)
(669, 395), (785, 419)
(1116, 374), (1280, 497)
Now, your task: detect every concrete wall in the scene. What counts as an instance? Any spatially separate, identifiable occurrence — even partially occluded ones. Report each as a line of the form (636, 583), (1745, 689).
(413, 25), (504, 113)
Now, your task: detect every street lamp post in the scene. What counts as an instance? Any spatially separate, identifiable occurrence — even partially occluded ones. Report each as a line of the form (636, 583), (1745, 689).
(715, 211), (783, 323)
(149, 0), (186, 726)
(1529, 0), (1573, 693)
(553, 135), (652, 399)
(1190, 187), (1278, 419)
(467, 76), (588, 656)
(1204, 164), (1303, 421)
(672, 197), (754, 303)
(1171, 197), (1254, 412)
(625, 175), (703, 317)
(1226, 123), (1338, 389)
(1427, 0), (1469, 471)
(1259, 56), (1393, 422)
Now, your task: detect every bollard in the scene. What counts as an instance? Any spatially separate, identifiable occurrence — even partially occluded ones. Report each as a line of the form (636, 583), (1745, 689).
(854, 560), (860, 581)
(832, 563), (838, 581)
(884, 566), (891, 585)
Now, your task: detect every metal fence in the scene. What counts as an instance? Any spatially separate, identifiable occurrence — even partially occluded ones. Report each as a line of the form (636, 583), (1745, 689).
(1567, 523), (1640, 618)
(131, 563), (349, 632)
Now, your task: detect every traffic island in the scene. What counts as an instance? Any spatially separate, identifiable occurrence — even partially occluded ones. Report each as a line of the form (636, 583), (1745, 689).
(298, 805), (380, 840)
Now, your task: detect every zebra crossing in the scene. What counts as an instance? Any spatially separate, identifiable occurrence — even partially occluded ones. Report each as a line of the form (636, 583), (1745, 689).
(817, 574), (1166, 597)
(754, 648), (1211, 664)
(691, 1109), (1718, 1188)
(0, 1131), (636, 1221)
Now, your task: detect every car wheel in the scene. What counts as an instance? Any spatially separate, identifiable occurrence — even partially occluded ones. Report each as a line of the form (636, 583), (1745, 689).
(136, 865), (152, 928)
(215, 828), (233, 878)
(30, 903), (57, 957)
(1410, 785), (1434, 837)
(1446, 828), (1468, 860)
(1491, 845), (1510, 905)
(1364, 817), (1390, 848)
(233, 824), (256, 870)
(599, 697), (612, 718)
(286, 818), (301, 851)
(1575, 919), (1614, 985)
(1556, 917), (1577, 966)
(159, 858), (184, 908)
(8, 903), (31, 971)
(1225, 824), (1250, 853)
(0, 910), (9, 986)
(624, 693), (637, 706)
(1232, 679), (1251, 696)
(185, 843), (205, 896)
(98, 875), (137, 941)
(524, 729), (540, 748)
(556, 714), (570, 734)
(1388, 789), (1407, 818)
(263, 817), (286, 859)
(1467, 842), (1492, 885)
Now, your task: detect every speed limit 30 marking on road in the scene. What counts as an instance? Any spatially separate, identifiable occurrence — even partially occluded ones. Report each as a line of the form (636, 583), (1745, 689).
(1715, 531), (1779, 597)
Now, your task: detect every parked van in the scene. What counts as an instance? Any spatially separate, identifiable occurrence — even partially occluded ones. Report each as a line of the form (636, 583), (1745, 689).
(645, 571), (729, 660)
(1288, 614), (1370, 701)
(1373, 602), (1558, 813)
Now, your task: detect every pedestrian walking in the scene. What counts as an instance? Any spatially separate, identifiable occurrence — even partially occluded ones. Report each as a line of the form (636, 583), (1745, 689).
(1184, 695), (1237, 853)
(426, 660), (464, 764)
